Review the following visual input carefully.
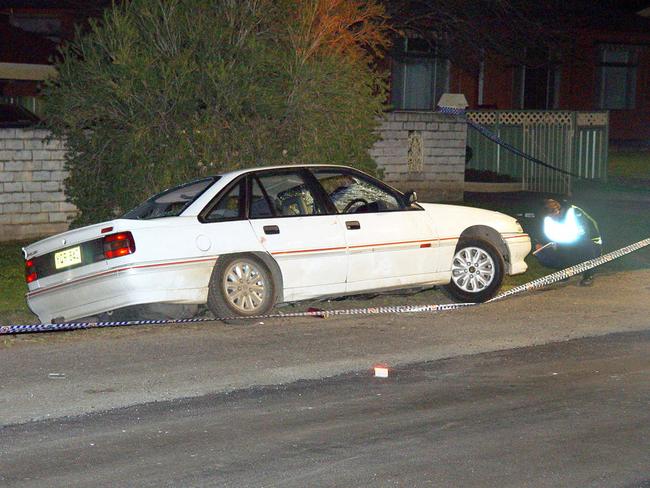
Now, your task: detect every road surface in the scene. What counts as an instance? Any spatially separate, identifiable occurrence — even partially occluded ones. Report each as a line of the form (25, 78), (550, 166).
(2, 268), (650, 425)
(2, 330), (649, 487)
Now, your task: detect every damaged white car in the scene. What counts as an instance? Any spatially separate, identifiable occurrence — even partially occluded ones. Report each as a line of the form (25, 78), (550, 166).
(24, 165), (531, 322)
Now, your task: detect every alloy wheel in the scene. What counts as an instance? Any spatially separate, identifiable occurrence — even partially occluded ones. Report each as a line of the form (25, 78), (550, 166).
(451, 246), (496, 293)
(222, 260), (268, 314)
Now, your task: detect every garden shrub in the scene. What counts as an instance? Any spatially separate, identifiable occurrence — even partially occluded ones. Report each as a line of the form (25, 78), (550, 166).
(44, 0), (390, 225)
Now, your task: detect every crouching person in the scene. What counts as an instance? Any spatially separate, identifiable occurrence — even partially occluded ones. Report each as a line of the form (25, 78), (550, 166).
(534, 199), (602, 286)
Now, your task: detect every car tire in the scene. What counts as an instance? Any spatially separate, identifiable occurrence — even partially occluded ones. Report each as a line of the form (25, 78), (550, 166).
(445, 238), (504, 303)
(207, 254), (275, 319)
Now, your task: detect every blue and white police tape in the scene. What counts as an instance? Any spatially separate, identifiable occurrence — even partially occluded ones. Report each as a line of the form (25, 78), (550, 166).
(438, 105), (579, 178)
(1, 237), (648, 336)
(488, 237), (650, 303)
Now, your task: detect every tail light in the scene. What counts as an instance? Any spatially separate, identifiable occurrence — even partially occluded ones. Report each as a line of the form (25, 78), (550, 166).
(25, 259), (37, 283)
(103, 232), (136, 259)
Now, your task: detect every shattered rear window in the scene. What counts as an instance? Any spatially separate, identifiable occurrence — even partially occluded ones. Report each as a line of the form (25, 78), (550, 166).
(123, 177), (219, 220)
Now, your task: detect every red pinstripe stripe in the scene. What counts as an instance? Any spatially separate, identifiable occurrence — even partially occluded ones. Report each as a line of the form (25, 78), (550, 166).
(271, 246), (346, 256)
(27, 256), (219, 298)
(271, 234), (528, 256)
(349, 238), (434, 249)
(272, 237), (458, 256)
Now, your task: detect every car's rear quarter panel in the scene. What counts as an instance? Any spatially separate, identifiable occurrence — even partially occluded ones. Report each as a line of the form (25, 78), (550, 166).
(26, 217), (264, 321)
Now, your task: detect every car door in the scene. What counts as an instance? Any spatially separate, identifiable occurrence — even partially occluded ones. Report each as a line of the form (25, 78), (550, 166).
(309, 168), (439, 293)
(247, 169), (348, 301)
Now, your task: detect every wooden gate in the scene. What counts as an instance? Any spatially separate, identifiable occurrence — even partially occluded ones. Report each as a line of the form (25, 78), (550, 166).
(466, 110), (609, 194)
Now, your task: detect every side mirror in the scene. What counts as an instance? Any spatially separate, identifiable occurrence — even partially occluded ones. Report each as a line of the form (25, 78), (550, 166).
(404, 190), (418, 205)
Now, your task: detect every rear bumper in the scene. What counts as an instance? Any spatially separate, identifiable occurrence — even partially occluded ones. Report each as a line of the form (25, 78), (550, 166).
(26, 257), (217, 322)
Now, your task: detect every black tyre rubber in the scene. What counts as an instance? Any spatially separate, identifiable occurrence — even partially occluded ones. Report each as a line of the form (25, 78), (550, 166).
(207, 254), (275, 319)
(445, 238), (504, 303)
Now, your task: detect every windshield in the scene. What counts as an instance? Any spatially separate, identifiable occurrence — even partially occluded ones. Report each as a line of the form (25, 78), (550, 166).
(123, 177), (219, 220)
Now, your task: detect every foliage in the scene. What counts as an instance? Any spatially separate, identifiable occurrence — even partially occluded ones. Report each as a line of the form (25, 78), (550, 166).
(43, 0), (390, 225)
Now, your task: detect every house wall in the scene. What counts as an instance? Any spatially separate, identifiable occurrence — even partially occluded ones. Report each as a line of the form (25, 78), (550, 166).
(370, 111), (466, 202)
(558, 29), (650, 145)
(451, 30), (650, 145)
(0, 128), (76, 242)
(450, 62), (516, 110)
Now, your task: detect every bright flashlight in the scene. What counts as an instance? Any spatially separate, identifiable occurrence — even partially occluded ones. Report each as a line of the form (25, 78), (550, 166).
(543, 207), (585, 244)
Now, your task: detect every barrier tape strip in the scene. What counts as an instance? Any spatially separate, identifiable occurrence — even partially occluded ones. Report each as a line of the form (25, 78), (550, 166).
(438, 105), (580, 178)
(1, 238), (648, 336)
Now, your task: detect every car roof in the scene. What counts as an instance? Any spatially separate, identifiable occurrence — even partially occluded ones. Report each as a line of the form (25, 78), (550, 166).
(181, 163), (404, 217)
(214, 164), (362, 180)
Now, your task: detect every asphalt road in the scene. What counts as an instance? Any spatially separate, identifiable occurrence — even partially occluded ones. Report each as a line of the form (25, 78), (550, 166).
(2, 330), (649, 487)
(2, 268), (650, 426)
(2, 263), (650, 487)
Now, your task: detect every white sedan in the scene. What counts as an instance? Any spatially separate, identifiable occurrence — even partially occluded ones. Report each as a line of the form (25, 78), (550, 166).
(24, 165), (530, 322)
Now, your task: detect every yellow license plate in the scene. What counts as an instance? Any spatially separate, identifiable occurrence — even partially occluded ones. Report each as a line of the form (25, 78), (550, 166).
(54, 246), (82, 269)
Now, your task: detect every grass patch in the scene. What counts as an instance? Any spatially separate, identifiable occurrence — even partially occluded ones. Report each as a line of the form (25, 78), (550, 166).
(608, 150), (650, 180)
(502, 254), (551, 289)
(0, 241), (36, 325)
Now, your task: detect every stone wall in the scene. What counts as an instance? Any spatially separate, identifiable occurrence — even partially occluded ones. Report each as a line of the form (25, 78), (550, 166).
(370, 111), (467, 202)
(0, 129), (76, 242)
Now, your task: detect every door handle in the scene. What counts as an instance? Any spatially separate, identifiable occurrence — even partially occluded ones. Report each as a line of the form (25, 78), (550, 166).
(263, 225), (280, 235)
(346, 221), (361, 230)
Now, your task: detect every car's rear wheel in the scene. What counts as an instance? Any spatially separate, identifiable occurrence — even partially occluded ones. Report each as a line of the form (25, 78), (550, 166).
(207, 254), (275, 319)
(445, 238), (504, 303)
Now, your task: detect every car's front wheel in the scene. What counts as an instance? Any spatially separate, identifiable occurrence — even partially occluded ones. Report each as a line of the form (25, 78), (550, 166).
(207, 255), (275, 319)
(445, 238), (504, 303)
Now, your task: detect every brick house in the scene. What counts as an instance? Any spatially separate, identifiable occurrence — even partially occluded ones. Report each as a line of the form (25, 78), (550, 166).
(3, 1), (648, 241)
(388, 3), (650, 146)
(0, 2), (104, 239)
(0, 1), (107, 112)
(3, 1), (650, 146)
